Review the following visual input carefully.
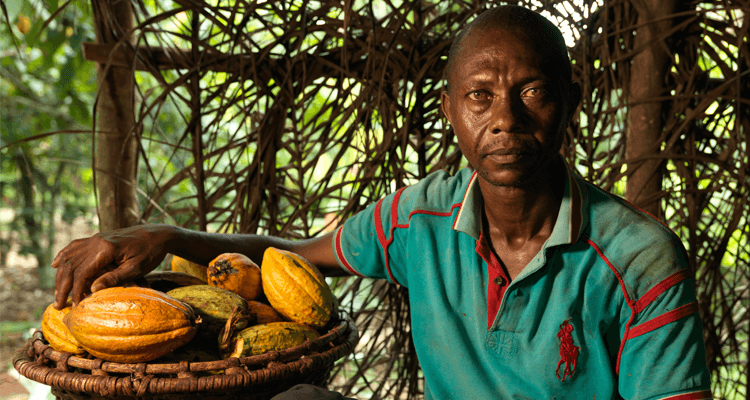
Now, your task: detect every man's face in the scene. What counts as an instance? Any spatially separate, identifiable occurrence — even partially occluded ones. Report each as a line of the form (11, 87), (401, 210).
(441, 27), (578, 188)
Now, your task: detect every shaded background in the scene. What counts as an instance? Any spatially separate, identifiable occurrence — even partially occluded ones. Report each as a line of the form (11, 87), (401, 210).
(1, 0), (748, 398)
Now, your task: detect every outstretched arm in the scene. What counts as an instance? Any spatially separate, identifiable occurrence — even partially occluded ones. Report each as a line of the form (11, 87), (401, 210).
(52, 224), (345, 309)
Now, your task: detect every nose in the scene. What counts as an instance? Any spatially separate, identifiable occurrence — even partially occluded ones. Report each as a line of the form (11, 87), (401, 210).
(488, 94), (524, 134)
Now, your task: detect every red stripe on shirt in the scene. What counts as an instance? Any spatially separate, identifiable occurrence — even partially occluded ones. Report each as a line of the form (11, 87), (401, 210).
(374, 198), (387, 249)
(657, 389), (713, 399)
(395, 204), (462, 229)
(333, 226), (363, 277)
(372, 188), (463, 284)
(634, 268), (691, 313)
(372, 188), (406, 285)
(585, 236), (635, 375)
(382, 188), (406, 284)
(373, 197), (398, 284)
(627, 301), (698, 340)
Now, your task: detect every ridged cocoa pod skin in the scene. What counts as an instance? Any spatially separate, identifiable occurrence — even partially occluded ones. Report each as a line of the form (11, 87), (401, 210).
(261, 247), (336, 328)
(41, 302), (85, 355)
(208, 253), (262, 301)
(222, 322), (320, 358)
(63, 287), (197, 363)
(167, 285), (250, 339)
(247, 301), (284, 324)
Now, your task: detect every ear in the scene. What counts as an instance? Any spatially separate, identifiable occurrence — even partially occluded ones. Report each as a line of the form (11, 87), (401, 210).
(441, 91), (453, 125)
(566, 81), (582, 122)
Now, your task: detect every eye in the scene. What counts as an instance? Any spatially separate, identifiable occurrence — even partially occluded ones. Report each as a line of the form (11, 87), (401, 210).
(523, 87), (543, 98)
(467, 90), (491, 101)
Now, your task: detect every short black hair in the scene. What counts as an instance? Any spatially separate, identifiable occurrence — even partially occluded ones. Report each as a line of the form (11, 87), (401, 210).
(445, 5), (572, 92)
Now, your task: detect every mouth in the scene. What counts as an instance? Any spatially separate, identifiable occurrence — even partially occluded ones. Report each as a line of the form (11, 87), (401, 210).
(484, 148), (535, 164)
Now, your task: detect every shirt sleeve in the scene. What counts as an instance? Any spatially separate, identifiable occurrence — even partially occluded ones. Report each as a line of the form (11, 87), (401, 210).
(330, 186), (409, 286)
(330, 169), (467, 287)
(616, 238), (712, 400)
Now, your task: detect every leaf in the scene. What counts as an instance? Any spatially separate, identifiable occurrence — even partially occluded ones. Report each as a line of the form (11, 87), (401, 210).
(3, 0), (23, 21)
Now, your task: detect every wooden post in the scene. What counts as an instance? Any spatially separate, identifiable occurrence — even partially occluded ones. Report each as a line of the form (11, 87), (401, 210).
(190, 8), (208, 232)
(91, 0), (140, 232)
(625, 0), (676, 219)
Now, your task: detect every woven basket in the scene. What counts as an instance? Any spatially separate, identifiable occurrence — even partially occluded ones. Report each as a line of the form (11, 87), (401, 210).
(13, 316), (358, 400)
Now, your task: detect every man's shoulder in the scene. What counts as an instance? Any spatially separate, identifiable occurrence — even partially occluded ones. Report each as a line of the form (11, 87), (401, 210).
(396, 168), (475, 213)
(578, 178), (690, 300)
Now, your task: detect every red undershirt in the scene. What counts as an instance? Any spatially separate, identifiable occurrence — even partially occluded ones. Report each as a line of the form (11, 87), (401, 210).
(476, 231), (512, 329)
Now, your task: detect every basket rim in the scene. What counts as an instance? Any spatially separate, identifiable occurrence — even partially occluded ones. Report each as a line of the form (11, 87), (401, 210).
(13, 316), (358, 397)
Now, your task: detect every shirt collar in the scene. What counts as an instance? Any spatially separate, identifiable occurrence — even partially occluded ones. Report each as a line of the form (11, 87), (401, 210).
(452, 156), (587, 247)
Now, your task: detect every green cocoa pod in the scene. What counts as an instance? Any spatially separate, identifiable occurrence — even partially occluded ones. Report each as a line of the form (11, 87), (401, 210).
(167, 285), (252, 340)
(221, 322), (320, 358)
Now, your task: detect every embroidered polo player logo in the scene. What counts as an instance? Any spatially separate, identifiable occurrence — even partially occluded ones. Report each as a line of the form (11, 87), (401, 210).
(556, 318), (580, 381)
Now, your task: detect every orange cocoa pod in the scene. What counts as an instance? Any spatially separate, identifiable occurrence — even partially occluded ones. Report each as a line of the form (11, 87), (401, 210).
(247, 301), (284, 324)
(63, 287), (198, 363)
(41, 301), (85, 355)
(207, 253), (262, 301)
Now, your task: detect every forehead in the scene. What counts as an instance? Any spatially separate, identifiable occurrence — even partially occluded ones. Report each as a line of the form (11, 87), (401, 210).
(451, 27), (555, 85)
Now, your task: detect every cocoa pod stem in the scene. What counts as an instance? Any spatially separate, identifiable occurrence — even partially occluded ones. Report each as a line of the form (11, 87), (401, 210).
(218, 306), (255, 352)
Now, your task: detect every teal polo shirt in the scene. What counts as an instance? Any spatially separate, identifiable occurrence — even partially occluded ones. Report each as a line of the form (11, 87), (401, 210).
(332, 158), (711, 399)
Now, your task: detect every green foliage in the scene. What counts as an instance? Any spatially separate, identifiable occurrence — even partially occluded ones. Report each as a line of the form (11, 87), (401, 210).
(0, 0), (98, 283)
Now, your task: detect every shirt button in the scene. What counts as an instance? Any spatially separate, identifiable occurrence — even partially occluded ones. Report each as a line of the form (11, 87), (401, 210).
(494, 276), (505, 286)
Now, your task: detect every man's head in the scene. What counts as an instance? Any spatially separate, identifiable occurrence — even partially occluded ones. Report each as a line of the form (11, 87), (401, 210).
(445, 6), (572, 93)
(440, 5), (581, 188)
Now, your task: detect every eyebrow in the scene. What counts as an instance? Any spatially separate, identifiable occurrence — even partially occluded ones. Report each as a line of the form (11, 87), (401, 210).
(459, 71), (552, 89)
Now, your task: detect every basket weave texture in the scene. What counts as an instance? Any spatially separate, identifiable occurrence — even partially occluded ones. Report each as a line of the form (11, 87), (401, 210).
(13, 317), (358, 400)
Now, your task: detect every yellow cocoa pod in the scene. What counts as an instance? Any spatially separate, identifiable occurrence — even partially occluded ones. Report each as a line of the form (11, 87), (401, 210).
(208, 253), (262, 301)
(171, 255), (208, 282)
(167, 285), (251, 340)
(222, 322), (320, 358)
(41, 302), (85, 355)
(16, 15), (31, 35)
(247, 301), (284, 324)
(261, 248), (335, 328)
(63, 287), (197, 363)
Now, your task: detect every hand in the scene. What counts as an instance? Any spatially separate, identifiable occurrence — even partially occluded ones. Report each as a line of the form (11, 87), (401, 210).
(51, 224), (176, 309)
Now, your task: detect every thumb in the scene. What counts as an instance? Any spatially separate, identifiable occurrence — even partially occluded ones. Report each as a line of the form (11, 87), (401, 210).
(90, 260), (141, 292)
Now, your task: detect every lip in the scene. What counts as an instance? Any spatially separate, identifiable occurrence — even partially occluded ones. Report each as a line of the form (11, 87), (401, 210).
(486, 153), (526, 164)
(483, 148), (534, 164)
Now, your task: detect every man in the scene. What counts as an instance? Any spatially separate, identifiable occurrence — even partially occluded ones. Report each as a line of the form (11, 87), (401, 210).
(52, 5), (711, 399)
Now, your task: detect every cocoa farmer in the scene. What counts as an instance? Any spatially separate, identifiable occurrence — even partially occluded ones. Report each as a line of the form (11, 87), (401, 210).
(53, 5), (711, 399)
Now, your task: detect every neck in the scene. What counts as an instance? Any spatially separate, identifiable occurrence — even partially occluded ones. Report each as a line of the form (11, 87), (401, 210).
(479, 165), (565, 247)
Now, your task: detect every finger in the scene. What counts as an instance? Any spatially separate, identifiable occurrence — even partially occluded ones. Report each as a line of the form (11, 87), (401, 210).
(53, 242), (90, 308)
(91, 259), (142, 293)
(51, 239), (84, 269)
(70, 267), (96, 306)
(54, 262), (74, 310)
(69, 251), (115, 305)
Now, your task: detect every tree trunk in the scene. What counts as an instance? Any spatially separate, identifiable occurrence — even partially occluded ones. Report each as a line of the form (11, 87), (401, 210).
(625, 0), (676, 219)
(92, 0), (140, 232)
